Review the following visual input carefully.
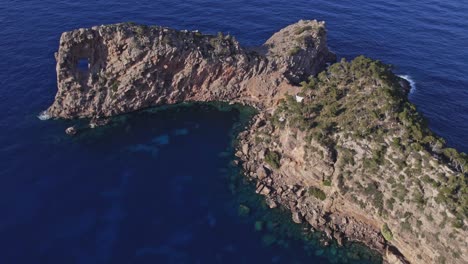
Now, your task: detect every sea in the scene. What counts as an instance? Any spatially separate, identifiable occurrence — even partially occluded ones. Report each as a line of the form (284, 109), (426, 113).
(0, 1), (467, 263)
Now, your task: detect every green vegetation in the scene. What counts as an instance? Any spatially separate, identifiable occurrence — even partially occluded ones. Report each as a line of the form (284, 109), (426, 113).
(308, 186), (326, 200)
(381, 223), (393, 241)
(134, 25), (148, 35)
(238, 204), (250, 217)
(110, 81), (120, 92)
(270, 56), (468, 227)
(208, 31), (236, 56)
(364, 182), (384, 213)
(193, 31), (203, 38)
(401, 221), (412, 232)
(295, 25), (313, 35)
(323, 179), (332, 186)
(289, 46), (301, 56)
(254, 221), (264, 231)
(161, 35), (173, 46)
(265, 150), (281, 169)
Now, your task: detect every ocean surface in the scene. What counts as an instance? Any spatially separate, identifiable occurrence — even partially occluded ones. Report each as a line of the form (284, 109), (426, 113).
(0, 1), (467, 263)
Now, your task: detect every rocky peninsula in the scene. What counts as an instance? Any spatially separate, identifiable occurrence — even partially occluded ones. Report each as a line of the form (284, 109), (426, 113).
(46, 20), (467, 264)
(47, 20), (334, 119)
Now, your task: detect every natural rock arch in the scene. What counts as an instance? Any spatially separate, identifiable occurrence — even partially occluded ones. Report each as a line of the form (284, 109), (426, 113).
(47, 20), (335, 119)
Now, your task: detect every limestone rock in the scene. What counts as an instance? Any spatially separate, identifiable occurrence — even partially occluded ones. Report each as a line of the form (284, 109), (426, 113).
(47, 20), (334, 119)
(256, 166), (268, 179)
(242, 143), (249, 156)
(292, 211), (302, 224)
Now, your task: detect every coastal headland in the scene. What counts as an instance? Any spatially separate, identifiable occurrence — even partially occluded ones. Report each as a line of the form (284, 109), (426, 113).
(46, 20), (467, 264)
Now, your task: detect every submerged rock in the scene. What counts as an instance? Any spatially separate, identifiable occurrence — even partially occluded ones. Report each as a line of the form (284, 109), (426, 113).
(292, 211), (302, 224)
(262, 234), (277, 247)
(89, 117), (109, 128)
(254, 221), (264, 231)
(238, 204), (251, 217)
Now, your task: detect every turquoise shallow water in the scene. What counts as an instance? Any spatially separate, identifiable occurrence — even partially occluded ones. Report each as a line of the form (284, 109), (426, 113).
(0, 1), (467, 263)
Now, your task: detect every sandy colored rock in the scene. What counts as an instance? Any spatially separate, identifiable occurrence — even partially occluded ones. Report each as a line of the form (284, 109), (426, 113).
(47, 20), (334, 119)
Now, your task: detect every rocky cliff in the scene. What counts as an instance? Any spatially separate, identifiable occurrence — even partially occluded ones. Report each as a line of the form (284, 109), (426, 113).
(46, 20), (467, 264)
(236, 57), (467, 264)
(47, 20), (334, 119)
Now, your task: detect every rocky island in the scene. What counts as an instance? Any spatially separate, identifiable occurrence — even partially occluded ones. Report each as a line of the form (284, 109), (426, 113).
(46, 20), (467, 264)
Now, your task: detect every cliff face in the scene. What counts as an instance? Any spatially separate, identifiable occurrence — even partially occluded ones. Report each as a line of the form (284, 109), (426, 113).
(236, 57), (467, 264)
(47, 20), (334, 119)
(47, 20), (467, 264)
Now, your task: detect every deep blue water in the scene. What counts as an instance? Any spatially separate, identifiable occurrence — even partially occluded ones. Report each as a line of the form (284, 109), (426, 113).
(0, 1), (467, 263)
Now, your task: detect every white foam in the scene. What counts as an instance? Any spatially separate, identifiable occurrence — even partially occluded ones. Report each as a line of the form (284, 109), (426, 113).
(398, 75), (416, 94)
(37, 110), (51, 120)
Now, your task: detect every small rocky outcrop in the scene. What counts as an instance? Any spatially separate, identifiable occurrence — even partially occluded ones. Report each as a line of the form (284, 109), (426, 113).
(65, 126), (77, 135)
(47, 20), (334, 119)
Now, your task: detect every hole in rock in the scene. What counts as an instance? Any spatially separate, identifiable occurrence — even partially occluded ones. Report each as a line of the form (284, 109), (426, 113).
(77, 58), (89, 71)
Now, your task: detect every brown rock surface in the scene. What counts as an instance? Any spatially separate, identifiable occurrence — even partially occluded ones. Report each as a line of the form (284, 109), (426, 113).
(47, 20), (334, 119)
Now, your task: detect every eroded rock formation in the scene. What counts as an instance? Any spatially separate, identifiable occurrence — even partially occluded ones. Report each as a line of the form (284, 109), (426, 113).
(47, 20), (335, 119)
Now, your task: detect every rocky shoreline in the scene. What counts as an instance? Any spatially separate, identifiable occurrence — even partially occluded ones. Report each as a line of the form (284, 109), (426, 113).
(235, 114), (408, 264)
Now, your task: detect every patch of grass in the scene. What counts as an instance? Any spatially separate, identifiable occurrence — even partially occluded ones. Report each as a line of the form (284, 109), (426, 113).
(111, 81), (120, 93)
(401, 221), (412, 232)
(381, 223), (393, 241)
(308, 186), (326, 200)
(323, 179), (332, 186)
(288, 46), (301, 56)
(265, 150), (281, 169)
(295, 25), (313, 35)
